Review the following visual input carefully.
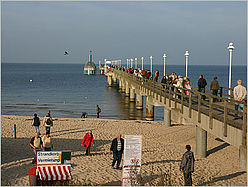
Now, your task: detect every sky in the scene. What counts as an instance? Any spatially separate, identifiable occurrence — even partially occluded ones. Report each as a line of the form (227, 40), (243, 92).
(1, 1), (247, 65)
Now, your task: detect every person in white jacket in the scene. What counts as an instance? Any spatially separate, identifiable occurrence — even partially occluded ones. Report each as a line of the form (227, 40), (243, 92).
(233, 80), (247, 119)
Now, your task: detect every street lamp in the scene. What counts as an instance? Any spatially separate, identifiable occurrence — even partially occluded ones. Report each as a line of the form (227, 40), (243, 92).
(135, 57), (137, 69)
(150, 56), (153, 75)
(141, 57), (144, 70)
(184, 51), (189, 77)
(163, 53), (167, 76)
(131, 58), (133, 68)
(104, 59), (107, 73)
(228, 42), (234, 96)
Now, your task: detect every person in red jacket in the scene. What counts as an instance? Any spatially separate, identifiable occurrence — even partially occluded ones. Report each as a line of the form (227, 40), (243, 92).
(81, 131), (94, 155)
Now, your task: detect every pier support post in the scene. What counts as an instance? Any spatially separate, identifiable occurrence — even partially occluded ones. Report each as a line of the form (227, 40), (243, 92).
(121, 80), (126, 92)
(239, 105), (247, 170)
(130, 88), (135, 102)
(107, 75), (112, 87)
(164, 107), (171, 126)
(119, 79), (122, 90)
(129, 102), (136, 120)
(112, 75), (117, 84)
(136, 94), (143, 110)
(125, 83), (130, 96)
(239, 145), (247, 170)
(146, 98), (154, 121)
(196, 126), (207, 157)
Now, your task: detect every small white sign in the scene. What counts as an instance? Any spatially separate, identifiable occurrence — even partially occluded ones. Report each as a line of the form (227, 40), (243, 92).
(37, 151), (61, 165)
(122, 135), (142, 186)
(37, 151), (72, 165)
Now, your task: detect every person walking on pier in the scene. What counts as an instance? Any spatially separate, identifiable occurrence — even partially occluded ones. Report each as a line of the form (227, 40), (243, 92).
(210, 77), (220, 102)
(198, 75), (207, 100)
(161, 76), (167, 88)
(96, 105), (101, 118)
(110, 134), (124, 170)
(32, 113), (40, 134)
(154, 70), (159, 82)
(180, 145), (195, 186)
(234, 80), (247, 119)
(82, 131), (94, 155)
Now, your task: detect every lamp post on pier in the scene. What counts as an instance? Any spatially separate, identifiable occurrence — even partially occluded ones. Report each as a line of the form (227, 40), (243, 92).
(184, 51), (189, 77)
(135, 58), (137, 69)
(150, 56), (153, 76)
(104, 59), (107, 73)
(163, 53), (167, 76)
(130, 58), (133, 68)
(141, 57), (144, 70)
(228, 42), (234, 96)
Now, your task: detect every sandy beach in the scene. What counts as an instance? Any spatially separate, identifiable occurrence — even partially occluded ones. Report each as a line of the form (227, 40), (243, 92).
(1, 115), (247, 186)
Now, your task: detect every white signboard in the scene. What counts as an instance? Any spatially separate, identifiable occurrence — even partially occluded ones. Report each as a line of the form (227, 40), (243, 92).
(122, 135), (142, 186)
(37, 151), (72, 165)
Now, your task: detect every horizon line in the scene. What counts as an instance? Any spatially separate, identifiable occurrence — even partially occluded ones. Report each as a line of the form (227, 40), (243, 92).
(1, 62), (247, 66)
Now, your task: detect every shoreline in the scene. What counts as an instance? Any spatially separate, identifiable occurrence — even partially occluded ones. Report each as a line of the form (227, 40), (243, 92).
(1, 115), (247, 186)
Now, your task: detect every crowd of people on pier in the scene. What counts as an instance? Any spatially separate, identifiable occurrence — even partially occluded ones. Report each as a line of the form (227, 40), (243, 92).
(112, 65), (247, 119)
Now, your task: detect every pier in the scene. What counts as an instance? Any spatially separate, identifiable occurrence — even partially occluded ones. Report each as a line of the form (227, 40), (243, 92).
(105, 68), (247, 170)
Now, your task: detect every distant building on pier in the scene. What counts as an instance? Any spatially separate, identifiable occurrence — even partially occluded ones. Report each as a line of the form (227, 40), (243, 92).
(84, 51), (96, 75)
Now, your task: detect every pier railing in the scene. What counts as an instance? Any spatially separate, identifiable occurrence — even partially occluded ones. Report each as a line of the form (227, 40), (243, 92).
(156, 77), (235, 99)
(114, 69), (247, 132)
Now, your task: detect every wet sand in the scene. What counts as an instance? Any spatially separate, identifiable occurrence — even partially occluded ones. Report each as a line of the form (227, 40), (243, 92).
(1, 115), (247, 186)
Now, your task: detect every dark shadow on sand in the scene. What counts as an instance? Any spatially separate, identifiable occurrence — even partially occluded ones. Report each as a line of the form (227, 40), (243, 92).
(207, 142), (230, 156)
(1, 137), (111, 183)
(198, 171), (246, 186)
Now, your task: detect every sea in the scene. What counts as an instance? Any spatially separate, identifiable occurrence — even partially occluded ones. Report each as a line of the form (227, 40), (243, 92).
(1, 63), (247, 121)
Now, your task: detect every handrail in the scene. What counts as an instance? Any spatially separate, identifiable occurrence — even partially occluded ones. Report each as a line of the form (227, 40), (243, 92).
(113, 69), (247, 129)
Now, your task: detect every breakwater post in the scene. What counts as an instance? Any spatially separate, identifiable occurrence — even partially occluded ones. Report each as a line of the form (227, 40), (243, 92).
(14, 124), (16, 139)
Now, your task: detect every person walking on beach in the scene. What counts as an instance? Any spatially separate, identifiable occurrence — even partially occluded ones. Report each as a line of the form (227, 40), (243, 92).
(42, 132), (53, 151)
(180, 145), (195, 186)
(110, 134), (124, 170)
(43, 113), (53, 134)
(48, 110), (52, 118)
(210, 77), (220, 102)
(81, 131), (94, 155)
(234, 80), (247, 119)
(96, 105), (101, 118)
(198, 75), (207, 100)
(32, 113), (40, 134)
(30, 132), (43, 164)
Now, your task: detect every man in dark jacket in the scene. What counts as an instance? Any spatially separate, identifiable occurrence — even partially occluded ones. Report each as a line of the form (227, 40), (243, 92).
(210, 77), (220, 102)
(32, 113), (40, 134)
(198, 75), (207, 100)
(180, 145), (195, 186)
(110, 134), (124, 169)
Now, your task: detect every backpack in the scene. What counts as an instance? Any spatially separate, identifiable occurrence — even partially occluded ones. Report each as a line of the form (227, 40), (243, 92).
(46, 118), (52, 126)
(33, 117), (40, 126)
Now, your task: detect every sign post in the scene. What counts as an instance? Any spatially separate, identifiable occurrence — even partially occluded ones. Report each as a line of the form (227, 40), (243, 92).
(122, 135), (142, 186)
